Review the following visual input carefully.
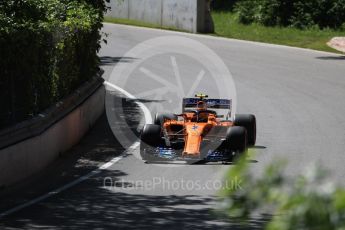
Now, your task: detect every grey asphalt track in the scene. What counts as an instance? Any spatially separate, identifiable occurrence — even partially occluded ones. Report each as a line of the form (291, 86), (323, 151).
(1, 23), (345, 229)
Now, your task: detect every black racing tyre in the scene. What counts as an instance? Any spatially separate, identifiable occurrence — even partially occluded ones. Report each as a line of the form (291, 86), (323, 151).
(154, 113), (178, 126)
(234, 114), (256, 146)
(140, 124), (162, 147)
(225, 126), (247, 154)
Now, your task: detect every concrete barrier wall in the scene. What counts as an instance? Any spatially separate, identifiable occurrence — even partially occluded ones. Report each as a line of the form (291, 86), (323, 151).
(129, 0), (162, 25)
(162, 0), (197, 32)
(108, 0), (129, 19)
(106, 0), (214, 33)
(0, 80), (105, 188)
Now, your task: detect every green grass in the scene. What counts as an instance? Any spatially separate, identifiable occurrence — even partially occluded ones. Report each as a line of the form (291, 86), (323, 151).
(212, 11), (345, 53)
(104, 13), (345, 53)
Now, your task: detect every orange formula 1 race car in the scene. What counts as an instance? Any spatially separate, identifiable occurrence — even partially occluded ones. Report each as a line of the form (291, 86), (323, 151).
(140, 94), (256, 164)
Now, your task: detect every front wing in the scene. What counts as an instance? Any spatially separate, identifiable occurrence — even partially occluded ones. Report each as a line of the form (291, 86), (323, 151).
(140, 140), (234, 164)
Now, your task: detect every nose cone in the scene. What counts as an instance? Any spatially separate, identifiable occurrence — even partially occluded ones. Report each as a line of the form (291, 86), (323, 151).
(183, 124), (203, 155)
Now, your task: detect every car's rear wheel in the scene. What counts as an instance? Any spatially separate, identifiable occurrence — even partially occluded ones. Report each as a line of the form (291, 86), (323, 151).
(154, 113), (178, 126)
(234, 114), (256, 146)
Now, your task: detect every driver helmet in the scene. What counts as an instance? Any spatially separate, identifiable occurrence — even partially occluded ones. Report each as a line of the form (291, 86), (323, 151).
(196, 101), (207, 111)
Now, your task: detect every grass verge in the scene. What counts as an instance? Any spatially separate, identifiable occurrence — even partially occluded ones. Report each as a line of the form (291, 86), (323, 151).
(212, 12), (344, 53)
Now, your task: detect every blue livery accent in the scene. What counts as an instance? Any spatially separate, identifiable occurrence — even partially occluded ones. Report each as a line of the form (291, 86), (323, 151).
(155, 147), (176, 159)
(206, 150), (231, 161)
(183, 98), (231, 110)
(192, 124), (199, 131)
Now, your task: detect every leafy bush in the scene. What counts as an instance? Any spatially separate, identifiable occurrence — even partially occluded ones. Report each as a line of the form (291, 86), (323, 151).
(235, 0), (262, 24)
(235, 0), (293, 26)
(0, 0), (107, 128)
(260, 0), (294, 26)
(221, 155), (345, 230)
(235, 0), (345, 30)
(211, 0), (239, 11)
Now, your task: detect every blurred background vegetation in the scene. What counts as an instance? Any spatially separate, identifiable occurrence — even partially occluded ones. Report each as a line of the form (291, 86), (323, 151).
(221, 154), (345, 230)
(0, 0), (107, 129)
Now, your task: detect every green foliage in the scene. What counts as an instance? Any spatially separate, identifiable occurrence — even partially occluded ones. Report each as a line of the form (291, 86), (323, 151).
(0, 0), (107, 128)
(235, 0), (262, 25)
(234, 0), (292, 26)
(211, 0), (238, 11)
(235, 0), (345, 30)
(221, 155), (345, 229)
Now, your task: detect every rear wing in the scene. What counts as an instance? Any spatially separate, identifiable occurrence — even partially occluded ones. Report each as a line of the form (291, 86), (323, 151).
(182, 98), (232, 111)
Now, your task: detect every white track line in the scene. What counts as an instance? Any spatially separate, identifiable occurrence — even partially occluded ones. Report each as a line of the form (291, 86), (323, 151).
(104, 81), (153, 124)
(0, 81), (151, 219)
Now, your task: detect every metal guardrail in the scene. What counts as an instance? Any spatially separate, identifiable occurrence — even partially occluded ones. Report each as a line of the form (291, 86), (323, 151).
(0, 71), (104, 150)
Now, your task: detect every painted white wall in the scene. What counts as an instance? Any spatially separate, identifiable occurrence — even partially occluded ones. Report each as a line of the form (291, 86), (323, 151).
(162, 0), (197, 33)
(106, 0), (213, 33)
(107, 0), (129, 19)
(129, 0), (162, 25)
(0, 86), (105, 188)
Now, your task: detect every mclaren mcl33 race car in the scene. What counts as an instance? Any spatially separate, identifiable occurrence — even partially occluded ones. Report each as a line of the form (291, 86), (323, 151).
(140, 94), (256, 164)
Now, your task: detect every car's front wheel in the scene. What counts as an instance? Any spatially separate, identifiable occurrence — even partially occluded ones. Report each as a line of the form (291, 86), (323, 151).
(140, 124), (162, 147)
